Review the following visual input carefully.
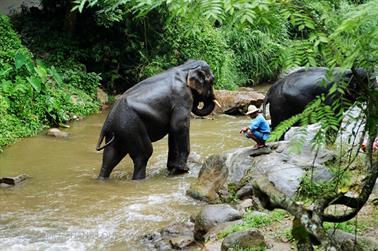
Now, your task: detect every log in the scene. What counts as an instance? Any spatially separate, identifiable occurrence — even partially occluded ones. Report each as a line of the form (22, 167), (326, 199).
(0, 174), (29, 185)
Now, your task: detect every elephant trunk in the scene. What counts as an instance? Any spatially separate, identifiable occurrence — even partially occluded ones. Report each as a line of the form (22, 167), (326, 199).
(192, 98), (216, 116)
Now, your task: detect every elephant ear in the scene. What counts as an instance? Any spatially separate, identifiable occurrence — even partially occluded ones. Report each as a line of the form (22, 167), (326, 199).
(187, 67), (207, 96)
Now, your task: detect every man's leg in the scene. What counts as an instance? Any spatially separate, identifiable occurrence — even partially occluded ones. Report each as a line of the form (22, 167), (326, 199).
(250, 131), (266, 148)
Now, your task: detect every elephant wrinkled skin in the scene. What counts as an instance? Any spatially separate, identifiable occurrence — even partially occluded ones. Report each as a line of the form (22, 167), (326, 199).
(96, 60), (218, 180)
(263, 67), (371, 130)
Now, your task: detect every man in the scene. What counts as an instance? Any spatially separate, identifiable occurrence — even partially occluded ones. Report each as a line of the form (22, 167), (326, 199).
(240, 105), (271, 149)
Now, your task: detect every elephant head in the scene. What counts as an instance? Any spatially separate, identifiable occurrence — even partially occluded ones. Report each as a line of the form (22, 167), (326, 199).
(186, 63), (220, 116)
(340, 67), (375, 101)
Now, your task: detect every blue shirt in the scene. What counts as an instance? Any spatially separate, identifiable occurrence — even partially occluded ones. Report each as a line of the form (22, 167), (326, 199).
(248, 114), (271, 140)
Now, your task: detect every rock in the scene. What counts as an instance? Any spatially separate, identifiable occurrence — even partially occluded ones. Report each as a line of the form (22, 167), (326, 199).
(47, 128), (69, 138)
(336, 106), (365, 149)
(214, 89), (265, 115)
(372, 180), (378, 197)
(204, 240), (223, 251)
(194, 204), (242, 241)
(329, 229), (378, 251)
(221, 228), (266, 251)
(97, 88), (108, 105)
(311, 167), (334, 184)
(249, 146), (272, 157)
(142, 221), (196, 250)
(0, 174), (29, 186)
(252, 150), (306, 198)
(235, 199), (254, 213)
(189, 124), (336, 198)
(284, 124), (335, 167)
(216, 136), (333, 198)
(186, 151), (204, 177)
(235, 184), (253, 199)
(204, 220), (244, 242)
(220, 147), (255, 184)
(187, 155), (228, 203)
(169, 236), (194, 249)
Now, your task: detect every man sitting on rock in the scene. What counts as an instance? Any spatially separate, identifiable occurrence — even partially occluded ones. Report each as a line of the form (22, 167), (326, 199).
(240, 105), (271, 150)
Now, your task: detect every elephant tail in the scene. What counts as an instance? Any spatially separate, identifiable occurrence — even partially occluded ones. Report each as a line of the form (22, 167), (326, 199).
(96, 131), (115, 151)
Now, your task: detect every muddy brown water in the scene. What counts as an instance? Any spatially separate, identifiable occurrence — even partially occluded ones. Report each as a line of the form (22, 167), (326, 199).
(0, 111), (253, 250)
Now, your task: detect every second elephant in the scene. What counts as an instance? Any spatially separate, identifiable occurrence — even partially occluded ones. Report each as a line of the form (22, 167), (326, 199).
(263, 67), (370, 130)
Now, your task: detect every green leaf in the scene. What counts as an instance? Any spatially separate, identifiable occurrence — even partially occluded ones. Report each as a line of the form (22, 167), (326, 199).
(34, 65), (48, 82)
(15, 51), (28, 70)
(79, 0), (87, 13)
(0, 66), (12, 77)
(27, 76), (42, 92)
(48, 66), (63, 85)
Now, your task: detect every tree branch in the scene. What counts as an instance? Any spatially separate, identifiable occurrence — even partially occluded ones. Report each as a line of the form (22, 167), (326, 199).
(252, 176), (340, 250)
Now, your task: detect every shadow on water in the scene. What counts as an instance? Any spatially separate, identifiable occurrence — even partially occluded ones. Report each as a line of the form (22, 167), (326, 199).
(0, 111), (253, 250)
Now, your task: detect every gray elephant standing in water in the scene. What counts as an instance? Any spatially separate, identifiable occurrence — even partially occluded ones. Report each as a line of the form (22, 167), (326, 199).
(263, 67), (371, 130)
(96, 60), (220, 180)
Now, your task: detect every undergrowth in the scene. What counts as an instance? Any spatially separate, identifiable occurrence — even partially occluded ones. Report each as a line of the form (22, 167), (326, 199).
(217, 210), (287, 240)
(0, 15), (100, 152)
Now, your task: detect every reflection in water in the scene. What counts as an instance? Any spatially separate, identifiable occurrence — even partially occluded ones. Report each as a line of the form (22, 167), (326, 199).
(0, 112), (252, 250)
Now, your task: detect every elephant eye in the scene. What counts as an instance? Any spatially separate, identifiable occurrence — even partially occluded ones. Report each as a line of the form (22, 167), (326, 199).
(197, 70), (206, 80)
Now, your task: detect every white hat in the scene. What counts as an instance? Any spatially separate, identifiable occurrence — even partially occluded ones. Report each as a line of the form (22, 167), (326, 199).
(246, 105), (259, 115)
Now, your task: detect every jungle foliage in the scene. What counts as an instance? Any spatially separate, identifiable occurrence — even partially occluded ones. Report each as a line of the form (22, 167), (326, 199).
(70, 0), (374, 86)
(0, 15), (100, 151)
(15, 0), (340, 92)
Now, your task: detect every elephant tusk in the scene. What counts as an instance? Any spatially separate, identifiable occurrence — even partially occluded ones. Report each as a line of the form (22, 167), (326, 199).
(213, 99), (222, 108)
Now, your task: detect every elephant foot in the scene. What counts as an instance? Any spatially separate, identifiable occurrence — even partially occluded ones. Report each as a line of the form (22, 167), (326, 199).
(169, 166), (189, 176)
(97, 176), (108, 181)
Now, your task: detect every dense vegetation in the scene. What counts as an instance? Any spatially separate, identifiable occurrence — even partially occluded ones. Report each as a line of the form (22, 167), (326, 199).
(0, 1), (377, 248)
(0, 15), (100, 151)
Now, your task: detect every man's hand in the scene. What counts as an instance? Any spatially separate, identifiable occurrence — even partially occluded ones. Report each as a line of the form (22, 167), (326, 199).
(240, 127), (249, 134)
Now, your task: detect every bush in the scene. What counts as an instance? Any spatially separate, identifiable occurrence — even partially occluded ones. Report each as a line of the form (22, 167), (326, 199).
(139, 19), (240, 90)
(0, 15), (100, 152)
(226, 28), (285, 85)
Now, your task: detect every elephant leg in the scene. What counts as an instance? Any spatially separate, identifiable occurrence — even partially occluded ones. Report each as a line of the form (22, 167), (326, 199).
(167, 112), (190, 174)
(128, 136), (153, 180)
(167, 139), (189, 174)
(130, 156), (150, 180)
(98, 145), (127, 179)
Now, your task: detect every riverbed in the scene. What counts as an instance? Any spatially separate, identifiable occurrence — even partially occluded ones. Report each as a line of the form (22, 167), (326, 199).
(0, 112), (252, 250)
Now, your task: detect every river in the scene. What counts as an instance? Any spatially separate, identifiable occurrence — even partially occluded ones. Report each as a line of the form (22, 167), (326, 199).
(0, 111), (253, 250)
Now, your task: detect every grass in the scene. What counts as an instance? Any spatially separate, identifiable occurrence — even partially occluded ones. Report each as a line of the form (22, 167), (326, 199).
(217, 209), (287, 239)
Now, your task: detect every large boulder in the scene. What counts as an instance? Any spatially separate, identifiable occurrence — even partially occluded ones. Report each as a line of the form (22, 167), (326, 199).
(336, 105), (365, 150)
(221, 228), (266, 251)
(187, 155), (228, 203)
(192, 124), (336, 199)
(330, 229), (378, 251)
(214, 89), (265, 115)
(194, 204), (242, 241)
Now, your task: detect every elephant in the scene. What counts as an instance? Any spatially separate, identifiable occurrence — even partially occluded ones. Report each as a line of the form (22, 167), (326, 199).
(263, 67), (371, 130)
(96, 60), (220, 180)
